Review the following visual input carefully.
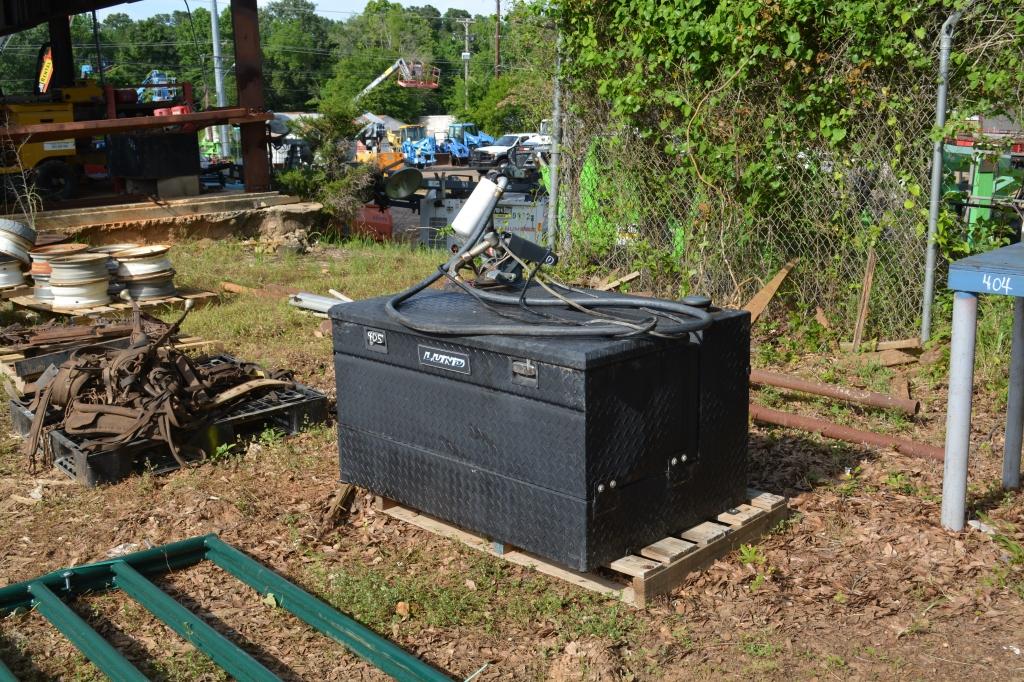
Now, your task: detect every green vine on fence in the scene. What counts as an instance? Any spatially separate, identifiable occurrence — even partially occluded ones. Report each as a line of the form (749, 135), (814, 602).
(545, 0), (1022, 335)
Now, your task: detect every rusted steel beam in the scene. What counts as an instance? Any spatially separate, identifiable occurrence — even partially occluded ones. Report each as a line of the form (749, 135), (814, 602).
(2, 108), (271, 143)
(749, 403), (943, 461)
(231, 0), (271, 192)
(750, 369), (921, 416)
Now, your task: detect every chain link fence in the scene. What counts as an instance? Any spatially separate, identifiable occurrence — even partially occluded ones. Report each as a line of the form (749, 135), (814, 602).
(555, 5), (1022, 341)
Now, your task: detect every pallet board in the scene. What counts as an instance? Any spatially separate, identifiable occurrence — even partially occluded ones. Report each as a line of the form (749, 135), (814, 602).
(0, 284), (31, 300)
(0, 336), (221, 395)
(11, 288), (219, 318)
(375, 489), (788, 607)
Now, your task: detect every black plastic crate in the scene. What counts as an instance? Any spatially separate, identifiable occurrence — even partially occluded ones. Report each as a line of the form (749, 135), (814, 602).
(48, 383), (327, 486)
(9, 399), (58, 437)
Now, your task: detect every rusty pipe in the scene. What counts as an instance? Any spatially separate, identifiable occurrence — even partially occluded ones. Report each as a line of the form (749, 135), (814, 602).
(750, 369), (920, 416)
(749, 403), (943, 461)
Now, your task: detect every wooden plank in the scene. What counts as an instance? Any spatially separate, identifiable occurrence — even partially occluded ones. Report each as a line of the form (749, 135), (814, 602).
(680, 521), (730, 546)
(859, 349), (918, 367)
(608, 555), (662, 579)
(376, 498), (629, 601)
(743, 259), (798, 323)
(634, 503), (789, 606)
(639, 537), (695, 563)
(746, 489), (786, 513)
(717, 503), (765, 526)
(598, 271), (641, 292)
(840, 337), (921, 352)
(12, 290), (219, 317)
(850, 249), (878, 350)
(373, 495), (398, 511)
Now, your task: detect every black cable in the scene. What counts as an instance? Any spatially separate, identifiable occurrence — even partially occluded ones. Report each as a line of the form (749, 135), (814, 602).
(385, 176), (713, 338)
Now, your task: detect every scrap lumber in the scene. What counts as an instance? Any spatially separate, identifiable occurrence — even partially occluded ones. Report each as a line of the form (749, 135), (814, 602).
(750, 368), (920, 415)
(863, 349), (919, 367)
(814, 307), (830, 329)
(743, 259), (798, 323)
(598, 271), (641, 292)
(220, 281), (299, 299)
(850, 249), (878, 350)
(749, 403), (942, 461)
(840, 337), (921, 352)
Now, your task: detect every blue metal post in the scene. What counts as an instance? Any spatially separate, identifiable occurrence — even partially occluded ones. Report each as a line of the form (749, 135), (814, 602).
(921, 10), (962, 342)
(1005, 297), (1024, 489)
(942, 290), (978, 530)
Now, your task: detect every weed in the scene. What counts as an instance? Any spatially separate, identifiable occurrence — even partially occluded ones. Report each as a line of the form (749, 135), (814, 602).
(738, 544), (767, 566)
(741, 633), (778, 658)
(258, 427), (286, 448)
(209, 442), (238, 463)
(770, 512), (802, 535)
(833, 591), (847, 604)
(994, 533), (1024, 565)
(749, 573), (767, 592)
(884, 471), (916, 495)
(671, 627), (694, 651)
(824, 653), (847, 669)
(149, 650), (229, 681)
(856, 361), (893, 394)
(755, 386), (784, 408)
(835, 465), (863, 497)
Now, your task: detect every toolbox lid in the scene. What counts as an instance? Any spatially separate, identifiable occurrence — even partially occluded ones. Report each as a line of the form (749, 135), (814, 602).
(331, 288), (701, 370)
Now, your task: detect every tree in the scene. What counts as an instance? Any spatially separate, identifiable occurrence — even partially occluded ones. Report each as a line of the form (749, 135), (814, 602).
(260, 0), (334, 111)
(319, 1), (439, 120)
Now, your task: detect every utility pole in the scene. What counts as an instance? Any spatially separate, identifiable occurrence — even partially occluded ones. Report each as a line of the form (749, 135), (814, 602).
(546, 33), (562, 247)
(210, 0), (230, 158)
(494, 1), (501, 76)
(457, 17), (473, 112)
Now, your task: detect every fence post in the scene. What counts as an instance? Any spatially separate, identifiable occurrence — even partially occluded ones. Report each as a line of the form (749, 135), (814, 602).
(920, 10), (962, 343)
(546, 33), (562, 248)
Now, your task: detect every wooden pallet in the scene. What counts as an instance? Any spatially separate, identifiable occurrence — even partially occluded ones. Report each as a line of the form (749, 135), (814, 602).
(0, 335), (222, 395)
(374, 489), (788, 607)
(10, 288), (219, 319)
(0, 283), (31, 300)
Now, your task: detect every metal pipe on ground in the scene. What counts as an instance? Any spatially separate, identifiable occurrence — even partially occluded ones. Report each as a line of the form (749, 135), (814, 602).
(289, 292), (344, 314)
(749, 403), (943, 461)
(750, 369), (920, 416)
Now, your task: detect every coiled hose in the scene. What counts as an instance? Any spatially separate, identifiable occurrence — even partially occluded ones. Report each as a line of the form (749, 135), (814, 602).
(386, 177), (714, 337)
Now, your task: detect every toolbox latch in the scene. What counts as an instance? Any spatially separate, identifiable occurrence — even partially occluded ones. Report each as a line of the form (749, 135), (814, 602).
(510, 358), (538, 387)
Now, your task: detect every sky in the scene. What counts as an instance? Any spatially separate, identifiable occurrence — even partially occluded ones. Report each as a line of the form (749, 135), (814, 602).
(96, 0), (493, 20)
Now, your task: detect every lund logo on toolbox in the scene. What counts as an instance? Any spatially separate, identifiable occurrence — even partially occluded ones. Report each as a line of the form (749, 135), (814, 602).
(418, 345), (471, 374)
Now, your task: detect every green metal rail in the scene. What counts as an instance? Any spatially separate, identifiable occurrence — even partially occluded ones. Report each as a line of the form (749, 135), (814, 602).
(0, 534), (452, 682)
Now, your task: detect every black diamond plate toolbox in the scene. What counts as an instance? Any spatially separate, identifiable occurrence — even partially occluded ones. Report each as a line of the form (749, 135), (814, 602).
(331, 288), (750, 571)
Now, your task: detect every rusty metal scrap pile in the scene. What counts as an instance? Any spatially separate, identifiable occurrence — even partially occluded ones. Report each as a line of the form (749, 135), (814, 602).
(0, 314), (170, 350)
(22, 303), (294, 471)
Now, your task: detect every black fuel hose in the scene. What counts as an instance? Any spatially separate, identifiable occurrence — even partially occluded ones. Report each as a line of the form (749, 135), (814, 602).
(385, 177), (713, 337)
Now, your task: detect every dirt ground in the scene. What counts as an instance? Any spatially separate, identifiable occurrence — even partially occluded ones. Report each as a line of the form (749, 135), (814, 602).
(2, 239), (1024, 681)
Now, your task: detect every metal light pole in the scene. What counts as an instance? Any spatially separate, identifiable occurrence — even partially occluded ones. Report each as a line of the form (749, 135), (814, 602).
(457, 18), (473, 112)
(211, 0), (230, 158)
(494, 1), (501, 76)
(920, 10), (962, 342)
(546, 33), (562, 247)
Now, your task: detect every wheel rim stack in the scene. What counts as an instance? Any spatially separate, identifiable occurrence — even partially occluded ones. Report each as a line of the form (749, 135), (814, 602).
(49, 253), (111, 308)
(88, 243), (141, 297)
(0, 219), (37, 288)
(29, 243), (90, 300)
(113, 245), (176, 300)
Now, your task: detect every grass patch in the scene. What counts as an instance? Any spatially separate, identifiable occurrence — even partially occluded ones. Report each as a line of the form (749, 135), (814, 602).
(163, 238), (442, 367)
